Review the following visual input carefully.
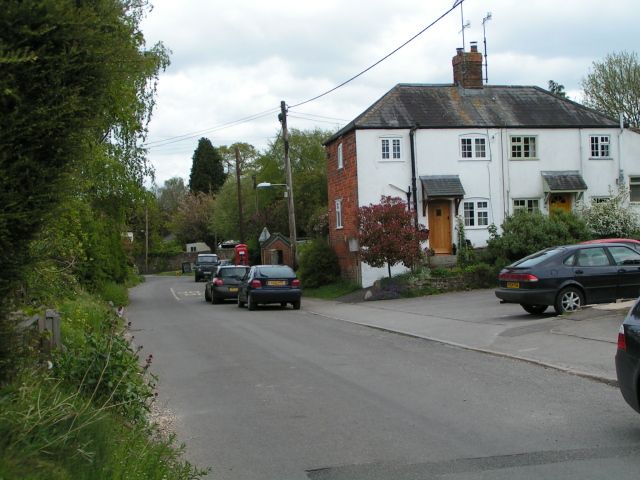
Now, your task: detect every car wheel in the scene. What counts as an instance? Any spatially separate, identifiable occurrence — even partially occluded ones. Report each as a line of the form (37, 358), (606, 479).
(211, 294), (220, 305)
(554, 287), (584, 314)
(204, 289), (211, 302)
(292, 300), (301, 310)
(237, 295), (245, 308)
(521, 304), (548, 315)
(247, 293), (256, 311)
(280, 302), (287, 308)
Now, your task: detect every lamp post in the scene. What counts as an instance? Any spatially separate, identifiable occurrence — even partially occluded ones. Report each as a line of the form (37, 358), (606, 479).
(257, 181), (297, 267)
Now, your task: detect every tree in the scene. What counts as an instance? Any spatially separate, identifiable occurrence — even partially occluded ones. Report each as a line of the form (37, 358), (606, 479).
(548, 80), (567, 98)
(582, 51), (640, 127)
(157, 177), (188, 215)
(358, 196), (429, 278)
(170, 192), (217, 250)
(189, 138), (227, 194)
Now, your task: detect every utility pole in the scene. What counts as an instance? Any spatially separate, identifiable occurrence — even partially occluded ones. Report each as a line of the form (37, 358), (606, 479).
(145, 203), (149, 274)
(234, 145), (245, 243)
(278, 100), (297, 268)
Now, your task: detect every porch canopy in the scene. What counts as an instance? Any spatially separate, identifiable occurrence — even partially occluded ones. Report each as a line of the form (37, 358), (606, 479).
(541, 171), (587, 192)
(420, 175), (465, 215)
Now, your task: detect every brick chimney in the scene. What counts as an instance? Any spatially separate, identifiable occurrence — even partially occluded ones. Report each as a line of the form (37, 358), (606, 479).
(452, 41), (483, 88)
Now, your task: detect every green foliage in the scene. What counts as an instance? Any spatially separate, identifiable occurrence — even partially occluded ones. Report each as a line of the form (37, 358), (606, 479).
(302, 281), (360, 300)
(455, 216), (477, 267)
(579, 187), (640, 238)
(485, 210), (590, 265)
(582, 51), (640, 127)
(0, 371), (207, 480)
(189, 138), (227, 194)
(548, 80), (568, 98)
(297, 239), (341, 288)
(358, 196), (430, 277)
(170, 192), (217, 248)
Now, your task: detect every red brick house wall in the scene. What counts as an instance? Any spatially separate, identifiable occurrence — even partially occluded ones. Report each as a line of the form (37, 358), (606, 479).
(326, 130), (361, 284)
(260, 234), (293, 267)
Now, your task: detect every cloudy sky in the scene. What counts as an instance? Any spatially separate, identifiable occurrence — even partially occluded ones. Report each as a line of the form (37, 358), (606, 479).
(140, 0), (637, 186)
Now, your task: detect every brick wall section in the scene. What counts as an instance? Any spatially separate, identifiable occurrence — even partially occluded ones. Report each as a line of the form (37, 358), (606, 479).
(326, 130), (361, 284)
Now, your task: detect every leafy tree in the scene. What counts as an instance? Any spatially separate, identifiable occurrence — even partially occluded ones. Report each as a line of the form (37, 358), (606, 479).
(189, 138), (227, 194)
(170, 192), (217, 250)
(358, 196), (429, 278)
(297, 239), (340, 288)
(582, 51), (640, 127)
(579, 187), (640, 238)
(157, 177), (188, 215)
(548, 80), (567, 98)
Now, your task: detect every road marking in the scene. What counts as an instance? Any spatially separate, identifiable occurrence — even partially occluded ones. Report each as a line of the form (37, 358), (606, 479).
(170, 288), (181, 301)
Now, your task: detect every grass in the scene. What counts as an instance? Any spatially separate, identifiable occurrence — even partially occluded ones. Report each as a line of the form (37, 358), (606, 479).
(303, 281), (360, 300)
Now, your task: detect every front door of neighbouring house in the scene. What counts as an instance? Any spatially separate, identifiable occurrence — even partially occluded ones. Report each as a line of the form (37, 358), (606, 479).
(428, 200), (452, 254)
(549, 193), (572, 214)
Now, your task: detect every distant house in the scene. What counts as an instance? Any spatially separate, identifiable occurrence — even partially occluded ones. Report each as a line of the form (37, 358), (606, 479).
(260, 233), (294, 267)
(325, 43), (640, 287)
(186, 242), (211, 253)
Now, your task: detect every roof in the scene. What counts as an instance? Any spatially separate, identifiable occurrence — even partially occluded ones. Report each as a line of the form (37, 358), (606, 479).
(420, 175), (465, 198)
(541, 171), (587, 192)
(261, 232), (291, 249)
(325, 84), (619, 144)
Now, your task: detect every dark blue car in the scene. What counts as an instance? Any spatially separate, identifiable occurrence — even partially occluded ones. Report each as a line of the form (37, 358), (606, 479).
(237, 265), (301, 311)
(616, 297), (640, 413)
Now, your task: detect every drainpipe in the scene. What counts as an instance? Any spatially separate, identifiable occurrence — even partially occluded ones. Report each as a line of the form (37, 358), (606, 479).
(410, 125), (419, 228)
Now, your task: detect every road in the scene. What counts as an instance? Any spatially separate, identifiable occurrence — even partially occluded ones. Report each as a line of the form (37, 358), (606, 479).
(129, 275), (640, 479)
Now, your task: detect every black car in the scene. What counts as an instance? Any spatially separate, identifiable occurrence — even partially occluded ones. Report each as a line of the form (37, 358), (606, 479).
(204, 265), (250, 304)
(237, 265), (301, 311)
(616, 297), (640, 413)
(495, 243), (640, 315)
(194, 253), (219, 282)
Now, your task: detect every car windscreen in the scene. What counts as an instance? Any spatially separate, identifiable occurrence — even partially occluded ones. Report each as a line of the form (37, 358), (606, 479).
(256, 267), (295, 278)
(510, 248), (563, 268)
(197, 256), (218, 264)
(219, 267), (248, 278)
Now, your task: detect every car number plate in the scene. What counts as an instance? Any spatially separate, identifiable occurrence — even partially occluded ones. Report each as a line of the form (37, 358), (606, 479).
(228, 287), (238, 292)
(506, 282), (520, 289)
(267, 280), (287, 286)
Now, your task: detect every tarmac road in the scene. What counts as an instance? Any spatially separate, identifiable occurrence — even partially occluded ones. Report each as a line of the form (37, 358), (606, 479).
(129, 276), (640, 480)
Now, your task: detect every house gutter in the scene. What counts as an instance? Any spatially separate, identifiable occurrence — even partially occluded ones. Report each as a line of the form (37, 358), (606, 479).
(410, 126), (419, 227)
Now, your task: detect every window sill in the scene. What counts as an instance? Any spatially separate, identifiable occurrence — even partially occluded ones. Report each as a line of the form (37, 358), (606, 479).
(379, 158), (404, 163)
(459, 158), (490, 162)
(509, 158), (539, 161)
(588, 157), (613, 161)
(336, 226), (344, 230)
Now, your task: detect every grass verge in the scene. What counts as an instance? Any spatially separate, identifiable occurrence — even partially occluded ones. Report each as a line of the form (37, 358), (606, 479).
(303, 281), (361, 300)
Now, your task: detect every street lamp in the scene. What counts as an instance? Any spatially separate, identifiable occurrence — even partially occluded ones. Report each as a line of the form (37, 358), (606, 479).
(256, 181), (297, 267)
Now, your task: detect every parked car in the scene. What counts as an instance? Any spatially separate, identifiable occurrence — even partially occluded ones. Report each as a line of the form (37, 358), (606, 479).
(237, 265), (301, 311)
(194, 253), (219, 282)
(616, 297), (640, 413)
(204, 265), (250, 304)
(581, 238), (640, 252)
(495, 243), (640, 315)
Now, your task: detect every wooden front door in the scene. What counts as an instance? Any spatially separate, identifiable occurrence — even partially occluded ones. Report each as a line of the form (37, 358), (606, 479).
(549, 193), (571, 214)
(428, 200), (452, 254)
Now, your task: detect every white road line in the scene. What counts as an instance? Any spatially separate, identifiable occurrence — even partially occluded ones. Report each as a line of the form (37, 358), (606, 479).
(170, 288), (181, 301)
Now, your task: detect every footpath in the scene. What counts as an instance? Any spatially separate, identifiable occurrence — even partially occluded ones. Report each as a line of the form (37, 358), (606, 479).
(303, 290), (633, 386)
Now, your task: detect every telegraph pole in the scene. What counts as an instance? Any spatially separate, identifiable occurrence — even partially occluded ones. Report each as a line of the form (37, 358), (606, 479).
(279, 100), (297, 268)
(234, 145), (245, 243)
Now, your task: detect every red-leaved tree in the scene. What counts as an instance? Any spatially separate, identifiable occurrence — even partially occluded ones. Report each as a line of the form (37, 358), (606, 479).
(358, 196), (429, 278)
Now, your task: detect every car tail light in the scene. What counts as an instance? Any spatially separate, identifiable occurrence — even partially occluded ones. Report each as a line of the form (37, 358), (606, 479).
(499, 272), (539, 282)
(291, 279), (300, 288)
(213, 278), (224, 286)
(618, 325), (627, 351)
(250, 279), (262, 289)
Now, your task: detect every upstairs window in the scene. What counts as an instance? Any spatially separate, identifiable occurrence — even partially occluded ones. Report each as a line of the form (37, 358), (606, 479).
(510, 136), (537, 159)
(590, 135), (610, 158)
(460, 137), (487, 159)
(335, 199), (343, 229)
(381, 138), (402, 160)
(337, 143), (344, 169)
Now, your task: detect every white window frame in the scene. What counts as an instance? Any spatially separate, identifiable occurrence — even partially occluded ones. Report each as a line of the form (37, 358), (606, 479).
(337, 143), (344, 169)
(380, 137), (402, 161)
(335, 199), (343, 229)
(463, 199), (490, 228)
(513, 198), (540, 213)
(631, 176), (640, 203)
(510, 135), (537, 160)
(459, 136), (487, 160)
(589, 135), (611, 158)
(591, 196), (611, 204)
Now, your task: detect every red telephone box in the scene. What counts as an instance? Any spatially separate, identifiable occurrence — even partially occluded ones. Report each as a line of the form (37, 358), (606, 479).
(234, 244), (249, 266)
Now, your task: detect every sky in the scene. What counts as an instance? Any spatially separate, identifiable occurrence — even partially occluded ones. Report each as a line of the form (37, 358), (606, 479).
(140, 0), (638, 186)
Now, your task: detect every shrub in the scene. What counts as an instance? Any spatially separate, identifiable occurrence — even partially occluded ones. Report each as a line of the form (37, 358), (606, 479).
(579, 186), (640, 238)
(297, 239), (341, 288)
(485, 210), (590, 265)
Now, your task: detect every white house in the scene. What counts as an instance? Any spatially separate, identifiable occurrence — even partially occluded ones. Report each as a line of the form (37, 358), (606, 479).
(325, 43), (640, 287)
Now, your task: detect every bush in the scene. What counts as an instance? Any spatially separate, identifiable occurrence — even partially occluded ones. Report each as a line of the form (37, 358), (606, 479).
(297, 239), (341, 288)
(485, 210), (590, 265)
(579, 187), (640, 238)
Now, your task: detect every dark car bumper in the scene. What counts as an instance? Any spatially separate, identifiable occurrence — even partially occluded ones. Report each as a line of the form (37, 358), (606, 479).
(250, 289), (301, 304)
(213, 285), (241, 299)
(616, 349), (640, 413)
(495, 287), (557, 305)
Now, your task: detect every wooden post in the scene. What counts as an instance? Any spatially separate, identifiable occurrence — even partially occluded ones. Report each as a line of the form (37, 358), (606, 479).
(279, 100), (297, 268)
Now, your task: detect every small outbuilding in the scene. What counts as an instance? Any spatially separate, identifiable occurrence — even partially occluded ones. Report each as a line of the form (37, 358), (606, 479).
(260, 233), (294, 267)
